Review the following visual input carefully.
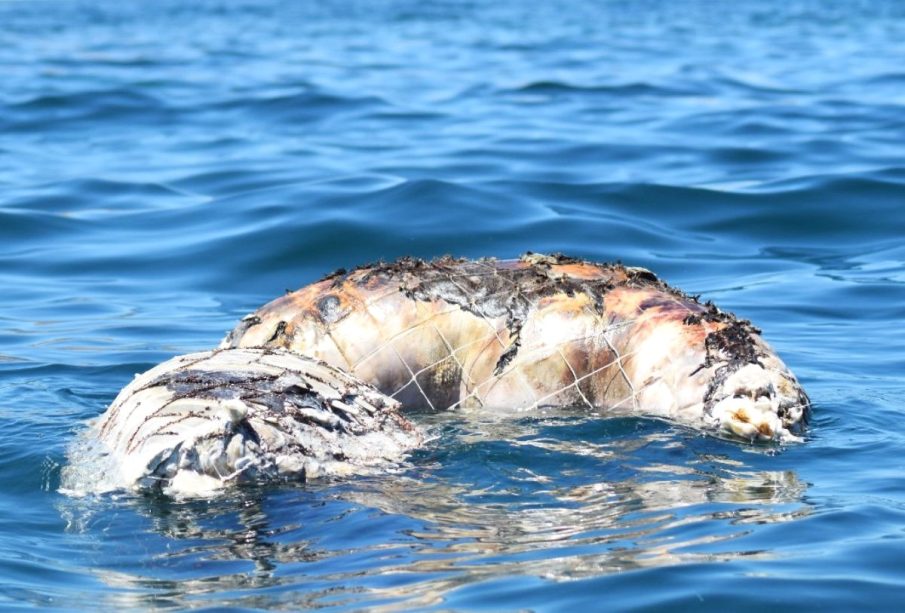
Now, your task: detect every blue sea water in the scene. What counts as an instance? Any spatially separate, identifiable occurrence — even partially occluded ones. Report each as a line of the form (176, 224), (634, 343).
(2, 0), (905, 609)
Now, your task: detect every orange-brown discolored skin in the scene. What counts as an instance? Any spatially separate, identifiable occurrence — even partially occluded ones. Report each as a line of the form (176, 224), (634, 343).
(221, 254), (809, 437)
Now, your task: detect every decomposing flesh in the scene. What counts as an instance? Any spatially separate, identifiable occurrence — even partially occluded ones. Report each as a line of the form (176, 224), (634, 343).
(222, 254), (810, 442)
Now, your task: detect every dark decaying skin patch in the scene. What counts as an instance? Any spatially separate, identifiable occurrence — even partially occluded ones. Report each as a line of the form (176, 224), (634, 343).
(685, 305), (810, 423)
(687, 305), (768, 412)
(223, 315), (261, 347)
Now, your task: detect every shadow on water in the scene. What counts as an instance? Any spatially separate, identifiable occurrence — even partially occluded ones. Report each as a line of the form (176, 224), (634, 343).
(57, 413), (811, 610)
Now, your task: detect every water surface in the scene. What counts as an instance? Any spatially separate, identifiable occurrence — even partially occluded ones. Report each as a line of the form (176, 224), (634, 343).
(2, 0), (904, 610)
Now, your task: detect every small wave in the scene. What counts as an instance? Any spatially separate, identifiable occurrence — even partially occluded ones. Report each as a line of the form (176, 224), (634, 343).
(752, 168), (905, 192)
(212, 89), (390, 124)
(713, 75), (807, 95)
(507, 79), (698, 97)
(3, 87), (173, 132)
(10, 88), (162, 112)
(5, 178), (202, 217)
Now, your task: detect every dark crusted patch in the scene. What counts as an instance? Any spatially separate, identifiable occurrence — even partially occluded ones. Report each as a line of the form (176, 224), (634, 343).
(704, 319), (763, 366)
(624, 267), (661, 286)
(494, 329), (522, 375)
(687, 301), (765, 397)
(158, 369), (279, 399)
(691, 307), (769, 412)
(685, 301), (762, 332)
(323, 267), (348, 288)
(522, 251), (584, 266)
(683, 313), (703, 326)
(266, 320), (289, 344)
(697, 328), (761, 374)
(222, 315), (261, 347)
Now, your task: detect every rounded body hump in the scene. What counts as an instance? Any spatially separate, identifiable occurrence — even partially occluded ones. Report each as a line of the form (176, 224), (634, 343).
(223, 254), (809, 441)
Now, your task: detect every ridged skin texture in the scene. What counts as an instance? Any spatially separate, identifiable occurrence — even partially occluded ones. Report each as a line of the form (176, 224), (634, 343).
(93, 348), (422, 495)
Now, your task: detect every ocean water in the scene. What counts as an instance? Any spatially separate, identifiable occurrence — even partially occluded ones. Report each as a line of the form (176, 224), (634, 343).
(2, 0), (904, 609)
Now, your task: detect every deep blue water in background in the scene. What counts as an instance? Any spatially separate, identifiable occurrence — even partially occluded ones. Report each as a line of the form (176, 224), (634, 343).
(2, 0), (905, 609)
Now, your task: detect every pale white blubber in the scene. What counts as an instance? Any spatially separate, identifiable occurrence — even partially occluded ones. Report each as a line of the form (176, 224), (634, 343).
(64, 348), (422, 497)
